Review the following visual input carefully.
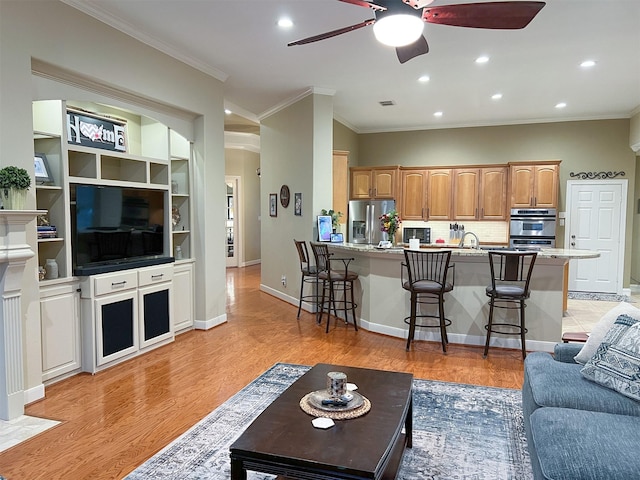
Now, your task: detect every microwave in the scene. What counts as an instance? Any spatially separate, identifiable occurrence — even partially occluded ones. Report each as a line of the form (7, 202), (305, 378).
(402, 228), (431, 244)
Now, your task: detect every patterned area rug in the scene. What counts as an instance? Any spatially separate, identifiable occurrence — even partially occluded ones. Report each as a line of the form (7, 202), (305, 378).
(568, 291), (631, 302)
(126, 363), (531, 480)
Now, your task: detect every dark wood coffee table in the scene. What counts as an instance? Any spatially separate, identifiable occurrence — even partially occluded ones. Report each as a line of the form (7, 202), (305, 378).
(230, 363), (413, 480)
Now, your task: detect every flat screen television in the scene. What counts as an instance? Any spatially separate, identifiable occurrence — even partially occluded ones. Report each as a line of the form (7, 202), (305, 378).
(71, 184), (173, 276)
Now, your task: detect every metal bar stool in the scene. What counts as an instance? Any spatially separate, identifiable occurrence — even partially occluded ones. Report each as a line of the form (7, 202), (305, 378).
(484, 250), (537, 359)
(293, 239), (319, 318)
(401, 249), (455, 352)
(310, 242), (359, 333)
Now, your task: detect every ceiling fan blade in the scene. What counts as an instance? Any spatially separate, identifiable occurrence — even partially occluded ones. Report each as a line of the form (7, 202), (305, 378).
(338, 0), (386, 11)
(422, 1), (546, 29)
(288, 19), (376, 46)
(396, 35), (429, 64)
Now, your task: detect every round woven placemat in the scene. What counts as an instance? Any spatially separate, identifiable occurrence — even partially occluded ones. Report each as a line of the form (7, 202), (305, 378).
(300, 392), (371, 420)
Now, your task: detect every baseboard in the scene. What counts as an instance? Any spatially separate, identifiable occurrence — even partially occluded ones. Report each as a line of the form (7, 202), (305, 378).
(361, 318), (555, 353)
(194, 313), (227, 330)
(241, 259), (261, 267)
(24, 383), (45, 405)
(260, 284), (299, 307)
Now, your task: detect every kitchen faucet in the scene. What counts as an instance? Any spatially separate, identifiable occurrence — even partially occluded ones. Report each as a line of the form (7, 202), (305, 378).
(459, 231), (480, 249)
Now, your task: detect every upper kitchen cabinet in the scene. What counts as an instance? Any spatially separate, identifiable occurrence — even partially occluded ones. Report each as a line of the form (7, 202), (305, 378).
(509, 162), (560, 208)
(350, 167), (398, 199)
(426, 168), (452, 220)
(400, 168), (427, 220)
(453, 166), (507, 220)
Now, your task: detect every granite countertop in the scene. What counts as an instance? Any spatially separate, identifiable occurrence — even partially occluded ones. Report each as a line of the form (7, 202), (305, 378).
(329, 243), (600, 260)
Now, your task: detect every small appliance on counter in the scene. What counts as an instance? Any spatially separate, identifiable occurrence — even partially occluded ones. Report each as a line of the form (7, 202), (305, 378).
(402, 228), (430, 245)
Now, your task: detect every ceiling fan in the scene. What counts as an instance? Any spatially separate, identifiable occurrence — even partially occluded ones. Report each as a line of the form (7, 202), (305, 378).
(288, 0), (546, 64)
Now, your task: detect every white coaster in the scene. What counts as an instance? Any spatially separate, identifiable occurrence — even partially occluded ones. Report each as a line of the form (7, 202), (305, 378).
(346, 383), (358, 391)
(312, 417), (335, 429)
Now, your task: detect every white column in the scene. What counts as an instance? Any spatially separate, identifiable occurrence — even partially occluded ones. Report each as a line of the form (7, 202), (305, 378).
(0, 210), (40, 420)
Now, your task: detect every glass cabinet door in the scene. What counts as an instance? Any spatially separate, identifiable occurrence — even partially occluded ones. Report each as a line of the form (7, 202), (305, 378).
(226, 179), (236, 267)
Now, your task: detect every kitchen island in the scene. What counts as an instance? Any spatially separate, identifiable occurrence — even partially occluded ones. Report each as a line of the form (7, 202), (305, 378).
(326, 244), (599, 353)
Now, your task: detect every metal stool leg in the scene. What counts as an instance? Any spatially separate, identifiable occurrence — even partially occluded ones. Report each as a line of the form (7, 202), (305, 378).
(297, 275), (305, 319)
(406, 292), (417, 351)
(349, 280), (358, 331)
(520, 299), (527, 359)
(484, 298), (495, 358)
(438, 294), (447, 353)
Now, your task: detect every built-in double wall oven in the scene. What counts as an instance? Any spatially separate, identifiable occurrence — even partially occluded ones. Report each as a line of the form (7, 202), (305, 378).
(509, 208), (557, 249)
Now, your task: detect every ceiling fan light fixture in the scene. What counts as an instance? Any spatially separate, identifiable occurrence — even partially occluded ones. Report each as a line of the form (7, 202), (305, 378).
(373, 14), (424, 47)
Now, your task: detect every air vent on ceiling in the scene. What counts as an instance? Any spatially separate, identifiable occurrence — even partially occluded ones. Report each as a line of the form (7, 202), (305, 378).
(379, 100), (395, 107)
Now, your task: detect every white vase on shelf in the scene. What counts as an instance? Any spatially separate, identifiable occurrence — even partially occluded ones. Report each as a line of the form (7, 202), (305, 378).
(44, 258), (58, 279)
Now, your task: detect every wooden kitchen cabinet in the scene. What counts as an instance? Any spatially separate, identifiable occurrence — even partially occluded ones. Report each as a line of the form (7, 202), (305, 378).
(479, 166), (508, 220)
(453, 168), (480, 220)
(350, 167), (397, 199)
(400, 169), (427, 220)
(426, 168), (452, 220)
(510, 162), (559, 208)
(453, 167), (507, 220)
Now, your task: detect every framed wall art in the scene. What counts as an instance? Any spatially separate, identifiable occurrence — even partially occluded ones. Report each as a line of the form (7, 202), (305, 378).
(294, 193), (302, 216)
(34, 153), (53, 184)
(269, 193), (277, 217)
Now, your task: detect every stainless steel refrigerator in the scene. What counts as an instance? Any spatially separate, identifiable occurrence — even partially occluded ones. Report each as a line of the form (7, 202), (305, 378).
(348, 199), (396, 244)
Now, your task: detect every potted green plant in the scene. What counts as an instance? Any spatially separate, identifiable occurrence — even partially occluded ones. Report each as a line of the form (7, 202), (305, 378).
(0, 165), (31, 210)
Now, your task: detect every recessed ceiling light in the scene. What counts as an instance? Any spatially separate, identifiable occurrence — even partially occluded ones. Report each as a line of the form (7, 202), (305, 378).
(491, 93), (503, 100)
(555, 102), (567, 109)
(475, 56), (490, 64)
(277, 18), (293, 28)
(580, 60), (596, 68)
(418, 75), (430, 83)
(224, 109), (232, 115)
(433, 111), (443, 117)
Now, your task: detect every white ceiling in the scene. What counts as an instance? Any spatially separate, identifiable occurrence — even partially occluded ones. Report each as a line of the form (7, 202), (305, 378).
(63, 0), (640, 133)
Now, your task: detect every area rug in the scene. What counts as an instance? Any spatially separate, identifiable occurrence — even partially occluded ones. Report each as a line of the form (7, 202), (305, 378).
(568, 291), (631, 302)
(126, 363), (531, 480)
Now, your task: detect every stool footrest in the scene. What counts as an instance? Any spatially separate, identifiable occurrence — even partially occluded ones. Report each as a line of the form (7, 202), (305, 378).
(484, 322), (527, 335)
(404, 315), (452, 329)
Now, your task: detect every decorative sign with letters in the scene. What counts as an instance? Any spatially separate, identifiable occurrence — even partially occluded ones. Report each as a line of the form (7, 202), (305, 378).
(66, 108), (127, 152)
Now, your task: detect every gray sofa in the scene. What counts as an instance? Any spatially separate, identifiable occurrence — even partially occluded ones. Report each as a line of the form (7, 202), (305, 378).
(522, 343), (640, 479)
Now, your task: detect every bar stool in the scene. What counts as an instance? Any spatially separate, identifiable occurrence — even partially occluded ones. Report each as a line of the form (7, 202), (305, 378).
(484, 250), (537, 359)
(293, 239), (318, 318)
(402, 249), (454, 352)
(310, 242), (359, 333)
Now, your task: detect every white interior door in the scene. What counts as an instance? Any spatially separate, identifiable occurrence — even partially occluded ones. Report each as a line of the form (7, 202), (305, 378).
(565, 179), (627, 294)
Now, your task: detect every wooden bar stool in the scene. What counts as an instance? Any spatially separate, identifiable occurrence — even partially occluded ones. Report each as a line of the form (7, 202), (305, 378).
(484, 250), (537, 359)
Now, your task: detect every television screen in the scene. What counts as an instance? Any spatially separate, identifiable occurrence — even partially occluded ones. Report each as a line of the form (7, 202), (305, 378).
(72, 184), (171, 275)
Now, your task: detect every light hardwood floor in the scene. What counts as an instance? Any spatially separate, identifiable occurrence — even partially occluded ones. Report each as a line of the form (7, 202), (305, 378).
(1, 264), (529, 479)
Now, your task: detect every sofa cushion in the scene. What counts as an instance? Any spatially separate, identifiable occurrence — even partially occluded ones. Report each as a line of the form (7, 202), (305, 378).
(530, 407), (640, 480)
(574, 302), (640, 364)
(523, 352), (640, 417)
(581, 314), (640, 402)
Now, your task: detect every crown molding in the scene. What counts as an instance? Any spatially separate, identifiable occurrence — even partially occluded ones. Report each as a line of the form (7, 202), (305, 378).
(258, 87), (336, 121)
(60, 0), (228, 82)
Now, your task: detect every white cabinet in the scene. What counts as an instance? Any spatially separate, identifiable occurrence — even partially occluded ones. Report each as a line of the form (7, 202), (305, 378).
(40, 283), (81, 382)
(80, 265), (174, 373)
(138, 264), (174, 349)
(173, 262), (194, 333)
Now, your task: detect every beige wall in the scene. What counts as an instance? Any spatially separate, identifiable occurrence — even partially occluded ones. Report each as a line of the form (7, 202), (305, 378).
(333, 120), (359, 167)
(357, 119), (637, 287)
(1, 0), (226, 395)
(260, 94), (333, 299)
(225, 149), (261, 264)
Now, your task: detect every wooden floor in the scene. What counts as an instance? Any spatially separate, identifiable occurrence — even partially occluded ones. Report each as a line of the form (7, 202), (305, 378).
(0, 264), (525, 479)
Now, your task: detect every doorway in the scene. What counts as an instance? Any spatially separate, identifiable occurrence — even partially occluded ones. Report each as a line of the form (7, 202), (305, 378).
(565, 179), (627, 294)
(226, 176), (241, 267)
